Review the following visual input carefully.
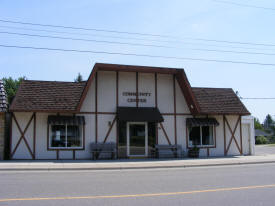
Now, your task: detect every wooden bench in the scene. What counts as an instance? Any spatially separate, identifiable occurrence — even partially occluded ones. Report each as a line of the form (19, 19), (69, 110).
(154, 144), (182, 158)
(90, 142), (117, 160)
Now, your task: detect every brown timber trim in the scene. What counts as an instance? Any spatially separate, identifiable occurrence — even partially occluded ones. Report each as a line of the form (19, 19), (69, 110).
(116, 71), (119, 153)
(223, 115), (226, 156)
(155, 73), (158, 144)
(94, 63), (180, 74)
(116, 71), (119, 154)
(33, 112), (36, 159)
(11, 113), (35, 159)
(161, 113), (191, 116)
(159, 122), (171, 145)
(95, 72), (98, 143)
(73, 150), (76, 160)
(173, 74), (177, 145)
(76, 66), (98, 111)
(155, 73), (158, 107)
(240, 115), (243, 155)
(155, 123), (158, 145)
(103, 116), (117, 143)
(9, 109), (250, 116)
(136, 72), (138, 107)
(225, 116), (242, 155)
(214, 125), (217, 149)
(175, 70), (200, 114)
(186, 125), (188, 150)
(9, 113), (13, 159)
(116, 71), (119, 107)
(47, 123), (49, 150)
(56, 150), (59, 160)
(77, 112), (191, 116)
(78, 112), (116, 115)
(83, 125), (85, 151)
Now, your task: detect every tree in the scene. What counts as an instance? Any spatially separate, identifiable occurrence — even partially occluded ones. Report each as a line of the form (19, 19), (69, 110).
(2, 77), (26, 105)
(74, 73), (83, 82)
(254, 118), (264, 130)
(263, 114), (274, 130)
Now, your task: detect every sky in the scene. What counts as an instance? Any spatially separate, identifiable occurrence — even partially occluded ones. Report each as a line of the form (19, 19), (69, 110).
(0, 0), (275, 122)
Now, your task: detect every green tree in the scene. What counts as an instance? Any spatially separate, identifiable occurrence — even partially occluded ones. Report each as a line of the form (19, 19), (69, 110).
(74, 73), (83, 82)
(264, 114), (274, 129)
(254, 118), (264, 130)
(2, 77), (26, 105)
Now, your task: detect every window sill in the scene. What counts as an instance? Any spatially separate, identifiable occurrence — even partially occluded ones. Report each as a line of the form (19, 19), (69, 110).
(188, 145), (215, 148)
(48, 147), (84, 150)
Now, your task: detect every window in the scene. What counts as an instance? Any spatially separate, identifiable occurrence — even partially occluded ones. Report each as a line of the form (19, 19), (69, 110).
(188, 126), (214, 147)
(50, 124), (83, 149)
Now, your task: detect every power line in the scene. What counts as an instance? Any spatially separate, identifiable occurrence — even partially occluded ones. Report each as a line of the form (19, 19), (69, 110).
(2, 31), (275, 56)
(213, 0), (275, 11)
(0, 31), (174, 49)
(0, 19), (172, 38)
(241, 97), (275, 100)
(2, 25), (275, 52)
(1, 43), (275, 67)
(1, 18), (275, 48)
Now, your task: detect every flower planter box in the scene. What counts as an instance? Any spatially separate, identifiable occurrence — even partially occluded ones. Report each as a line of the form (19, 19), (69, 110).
(188, 149), (200, 158)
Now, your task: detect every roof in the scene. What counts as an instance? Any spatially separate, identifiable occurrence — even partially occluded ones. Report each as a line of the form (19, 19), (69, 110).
(9, 63), (250, 115)
(10, 80), (86, 112)
(117, 107), (164, 122)
(255, 129), (273, 137)
(0, 80), (7, 112)
(192, 87), (250, 115)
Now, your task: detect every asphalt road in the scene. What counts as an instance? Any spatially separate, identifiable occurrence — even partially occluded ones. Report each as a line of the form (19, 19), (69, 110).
(255, 145), (275, 155)
(1, 164), (275, 206)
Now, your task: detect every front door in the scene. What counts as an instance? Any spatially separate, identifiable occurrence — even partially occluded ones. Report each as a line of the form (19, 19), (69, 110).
(127, 122), (148, 157)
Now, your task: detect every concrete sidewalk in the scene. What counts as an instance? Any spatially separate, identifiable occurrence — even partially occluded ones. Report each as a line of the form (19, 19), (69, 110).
(0, 155), (275, 171)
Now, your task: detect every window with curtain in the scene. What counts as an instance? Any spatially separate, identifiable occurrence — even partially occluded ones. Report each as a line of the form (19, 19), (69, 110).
(188, 126), (214, 147)
(50, 124), (83, 149)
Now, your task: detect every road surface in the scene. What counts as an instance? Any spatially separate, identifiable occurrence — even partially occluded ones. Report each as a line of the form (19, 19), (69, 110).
(0, 163), (275, 206)
(255, 145), (275, 155)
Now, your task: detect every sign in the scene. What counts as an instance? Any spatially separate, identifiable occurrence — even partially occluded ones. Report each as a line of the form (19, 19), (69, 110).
(122, 92), (151, 103)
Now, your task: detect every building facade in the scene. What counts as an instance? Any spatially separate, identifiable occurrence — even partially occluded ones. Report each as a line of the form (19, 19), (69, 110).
(0, 80), (7, 160)
(9, 63), (254, 160)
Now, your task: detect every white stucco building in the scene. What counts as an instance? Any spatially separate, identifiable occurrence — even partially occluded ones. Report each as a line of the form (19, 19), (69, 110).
(9, 63), (254, 160)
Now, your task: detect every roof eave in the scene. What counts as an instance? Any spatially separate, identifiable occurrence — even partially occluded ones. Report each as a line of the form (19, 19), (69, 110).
(9, 109), (78, 113)
(198, 112), (251, 116)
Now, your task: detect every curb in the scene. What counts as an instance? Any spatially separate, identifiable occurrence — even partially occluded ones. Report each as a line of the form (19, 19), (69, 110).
(0, 160), (275, 171)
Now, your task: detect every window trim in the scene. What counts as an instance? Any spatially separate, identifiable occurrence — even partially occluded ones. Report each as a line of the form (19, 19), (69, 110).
(47, 123), (85, 151)
(186, 125), (216, 149)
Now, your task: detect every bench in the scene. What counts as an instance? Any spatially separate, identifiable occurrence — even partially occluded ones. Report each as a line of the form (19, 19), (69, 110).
(154, 144), (182, 158)
(90, 142), (117, 160)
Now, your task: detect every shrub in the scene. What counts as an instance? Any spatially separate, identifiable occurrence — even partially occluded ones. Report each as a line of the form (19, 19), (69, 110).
(255, 136), (268, 144)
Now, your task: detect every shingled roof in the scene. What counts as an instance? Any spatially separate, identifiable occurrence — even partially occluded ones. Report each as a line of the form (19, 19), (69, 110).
(0, 80), (7, 112)
(192, 87), (250, 115)
(9, 64), (250, 115)
(9, 80), (86, 112)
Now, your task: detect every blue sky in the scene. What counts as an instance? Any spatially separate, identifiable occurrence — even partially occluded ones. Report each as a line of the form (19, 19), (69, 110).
(0, 0), (275, 122)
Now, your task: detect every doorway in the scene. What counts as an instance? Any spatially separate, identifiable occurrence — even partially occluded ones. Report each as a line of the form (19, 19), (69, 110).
(127, 122), (148, 157)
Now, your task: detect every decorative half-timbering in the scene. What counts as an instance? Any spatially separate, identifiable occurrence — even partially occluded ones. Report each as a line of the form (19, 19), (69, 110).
(9, 63), (255, 160)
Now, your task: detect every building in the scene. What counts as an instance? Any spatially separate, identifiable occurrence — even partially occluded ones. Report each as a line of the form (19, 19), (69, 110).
(255, 129), (273, 138)
(9, 63), (255, 160)
(0, 80), (7, 160)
